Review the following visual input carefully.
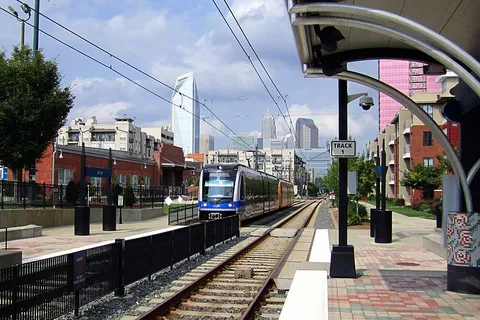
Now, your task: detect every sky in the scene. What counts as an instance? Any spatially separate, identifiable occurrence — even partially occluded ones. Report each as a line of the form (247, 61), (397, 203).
(0, 0), (380, 152)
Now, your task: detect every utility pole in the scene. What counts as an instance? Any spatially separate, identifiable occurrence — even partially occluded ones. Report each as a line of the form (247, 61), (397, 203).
(33, 0), (40, 53)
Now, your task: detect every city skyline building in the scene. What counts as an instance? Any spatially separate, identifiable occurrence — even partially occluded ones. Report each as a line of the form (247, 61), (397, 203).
(199, 135), (215, 155)
(228, 135), (257, 151)
(171, 72), (200, 155)
(295, 118), (319, 149)
(378, 60), (442, 131)
(262, 108), (277, 140)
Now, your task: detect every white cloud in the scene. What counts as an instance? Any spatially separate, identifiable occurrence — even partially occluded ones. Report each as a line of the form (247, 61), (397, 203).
(276, 104), (378, 142)
(69, 101), (129, 121)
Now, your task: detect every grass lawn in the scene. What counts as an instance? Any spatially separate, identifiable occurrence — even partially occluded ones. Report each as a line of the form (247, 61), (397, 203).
(163, 203), (196, 213)
(363, 200), (436, 220)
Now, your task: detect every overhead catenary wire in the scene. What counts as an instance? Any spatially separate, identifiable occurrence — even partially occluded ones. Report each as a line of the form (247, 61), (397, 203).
(0, 6), (253, 151)
(221, 0), (296, 131)
(212, 0), (308, 161)
(14, 0), (255, 151)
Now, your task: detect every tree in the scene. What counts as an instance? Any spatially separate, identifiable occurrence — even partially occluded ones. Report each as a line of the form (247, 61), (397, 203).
(401, 162), (443, 200)
(307, 182), (319, 196)
(322, 160), (339, 194)
(349, 154), (376, 200)
(123, 184), (136, 207)
(0, 46), (74, 180)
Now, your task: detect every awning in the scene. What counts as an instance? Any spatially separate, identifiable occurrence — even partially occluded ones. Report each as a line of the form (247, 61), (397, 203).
(160, 156), (195, 170)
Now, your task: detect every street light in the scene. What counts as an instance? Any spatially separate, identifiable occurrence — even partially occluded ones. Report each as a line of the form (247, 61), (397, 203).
(8, 3), (31, 48)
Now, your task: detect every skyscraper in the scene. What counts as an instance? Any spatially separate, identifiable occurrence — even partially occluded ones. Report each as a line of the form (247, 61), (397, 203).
(378, 60), (442, 131)
(295, 118), (319, 149)
(171, 72), (200, 155)
(199, 135), (214, 155)
(262, 109), (277, 139)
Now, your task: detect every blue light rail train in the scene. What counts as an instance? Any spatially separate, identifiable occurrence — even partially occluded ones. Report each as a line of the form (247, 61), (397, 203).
(198, 163), (294, 222)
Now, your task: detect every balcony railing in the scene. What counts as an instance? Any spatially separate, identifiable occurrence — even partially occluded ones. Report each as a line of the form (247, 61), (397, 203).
(388, 155), (395, 166)
(402, 120), (411, 134)
(388, 134), (396, 145)
(403, 145), (411, 159)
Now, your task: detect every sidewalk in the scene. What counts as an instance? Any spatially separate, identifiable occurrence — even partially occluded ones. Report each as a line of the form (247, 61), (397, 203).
(327, 205), (480, 319)
(3, 215), (182, 261)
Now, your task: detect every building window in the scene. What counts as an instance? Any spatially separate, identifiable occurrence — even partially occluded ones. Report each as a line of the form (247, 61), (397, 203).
(144, 176), (150, 187)
(68, 132), (79, 143)
(423, 105), (434, 118)
(91, 132), (115, 142)
(117, 174), (127, 185)
(424, 157), (434, 167)
(131, 174), (138, 186)
(57, 169), (73, 185)
(423, 131), (433, 146)
(90, 177), (102, 188)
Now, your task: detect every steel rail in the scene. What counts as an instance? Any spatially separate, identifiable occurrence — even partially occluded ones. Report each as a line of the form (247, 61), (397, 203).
(137, 201), (315, 320)
(239, 200), (322, 320)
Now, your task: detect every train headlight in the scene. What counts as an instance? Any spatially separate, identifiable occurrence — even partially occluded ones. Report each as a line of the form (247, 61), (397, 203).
(202, 203), (207, 207)
(228, 203), (233, 208)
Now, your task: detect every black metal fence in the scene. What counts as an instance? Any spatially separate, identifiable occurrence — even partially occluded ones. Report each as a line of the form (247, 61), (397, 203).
(167, 203), (198, 225)
(0, 180), (196, 210)
(0, 215), (239, 320)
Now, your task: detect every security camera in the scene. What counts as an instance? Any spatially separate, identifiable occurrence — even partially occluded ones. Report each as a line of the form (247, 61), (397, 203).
(359, 96), (374, 111)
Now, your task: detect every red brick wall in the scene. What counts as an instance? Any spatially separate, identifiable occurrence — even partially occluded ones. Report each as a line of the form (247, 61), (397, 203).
(410, 125), (444, 203)
(444, 121), (460, 148)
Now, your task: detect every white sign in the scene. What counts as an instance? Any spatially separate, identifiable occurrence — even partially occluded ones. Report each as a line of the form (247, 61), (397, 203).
(330, 140), (356, 158)
(117, 195), (124, 207)
(177, 195), (184, 203)
(165, 196), (173, 206)
(347, 171), (358, 195)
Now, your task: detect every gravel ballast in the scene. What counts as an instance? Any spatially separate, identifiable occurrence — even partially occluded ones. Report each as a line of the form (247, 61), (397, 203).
(313, 202), (335, 229)
(56, 235), (249, 320)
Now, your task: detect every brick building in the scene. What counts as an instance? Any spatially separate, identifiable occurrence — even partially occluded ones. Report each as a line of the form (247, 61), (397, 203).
(369, 72), (460, 205)
(7, 141), (190, 188)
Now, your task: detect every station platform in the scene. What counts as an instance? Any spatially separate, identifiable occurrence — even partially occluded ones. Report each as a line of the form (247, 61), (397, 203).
(1, 215), (184, 261)
(274, 203), (480, 320)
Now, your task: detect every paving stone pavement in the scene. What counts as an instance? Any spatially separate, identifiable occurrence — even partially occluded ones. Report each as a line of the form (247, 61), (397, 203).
(326, 207), (480, 320)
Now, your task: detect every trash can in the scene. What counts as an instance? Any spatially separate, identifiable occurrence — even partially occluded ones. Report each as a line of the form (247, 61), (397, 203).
(374, 210), (392, 243)
(102, 205), (117, 231)
(74, 206), (90, 236)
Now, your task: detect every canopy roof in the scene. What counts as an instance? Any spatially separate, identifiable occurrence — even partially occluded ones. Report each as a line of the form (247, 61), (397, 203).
(287, 0), (480, 70)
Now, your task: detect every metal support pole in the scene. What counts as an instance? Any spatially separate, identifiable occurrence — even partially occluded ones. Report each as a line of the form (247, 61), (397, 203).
(307, 69), (473, 213)
(20, 21), (25, 48)
(33, 0), (40, 53)
(329, 79), (356, 278)
(338, 79), (348, 247)
(107, 148), (113, 205)
(375, 145), (380, 209)
(80, 143), (86, 206)
(381, 140), (387, 210)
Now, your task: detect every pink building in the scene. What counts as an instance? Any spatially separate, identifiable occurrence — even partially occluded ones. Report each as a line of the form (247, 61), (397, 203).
(378, 60), (443, 131)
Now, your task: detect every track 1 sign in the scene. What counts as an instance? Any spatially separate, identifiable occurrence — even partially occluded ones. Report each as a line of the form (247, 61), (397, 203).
(330, 140), (356, 158)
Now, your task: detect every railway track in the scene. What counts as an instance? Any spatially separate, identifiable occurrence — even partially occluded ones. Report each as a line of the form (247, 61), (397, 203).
(137, 200), (321, 320)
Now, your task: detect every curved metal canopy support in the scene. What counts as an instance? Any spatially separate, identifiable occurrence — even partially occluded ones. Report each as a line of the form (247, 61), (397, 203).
(289, 2), (480, 77)
(305, 69), (473, 213)
(293, 16), (480, 98)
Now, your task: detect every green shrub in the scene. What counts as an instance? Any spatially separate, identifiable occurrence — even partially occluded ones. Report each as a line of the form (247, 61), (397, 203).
(123, 184), (136, 207)
(419, 203), (431, 212)
(430, 201), (442, 216)
(357, 203), (368, 220)
(347, 201), (361, 226)
(395, 198), (405, 206)
(65, 180), (78, 204)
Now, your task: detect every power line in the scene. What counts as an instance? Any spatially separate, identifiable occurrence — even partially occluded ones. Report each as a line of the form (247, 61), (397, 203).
(221, 0), (294, 124)
(14, 0), (255, 151)
(0, 6), (253, 151)
(212, 0), (307, 159)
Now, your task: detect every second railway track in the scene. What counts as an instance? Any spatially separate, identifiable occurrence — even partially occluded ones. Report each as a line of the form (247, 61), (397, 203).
(138, 200), (322, 320)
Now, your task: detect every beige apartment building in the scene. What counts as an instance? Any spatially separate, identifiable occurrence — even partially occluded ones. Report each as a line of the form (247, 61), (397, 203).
(369, 72), (460, 205)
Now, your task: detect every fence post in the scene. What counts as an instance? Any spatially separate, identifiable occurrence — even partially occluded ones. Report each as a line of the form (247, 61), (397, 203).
(114, 238), (126, 297)
(12, 264), (18, 320)
(43, 183), (46, 209)
(201, 222), (206, 255)
(139, 186), (142, 209)
(22, 182), (26, 209)
(1, 180), (4, 210)
(184, 202), (187, 222)
(59, 184), (64, 209)
(188, 225), (191, 262)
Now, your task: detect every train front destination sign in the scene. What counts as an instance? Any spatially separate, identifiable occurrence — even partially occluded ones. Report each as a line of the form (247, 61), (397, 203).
(330, 140), (356, 158)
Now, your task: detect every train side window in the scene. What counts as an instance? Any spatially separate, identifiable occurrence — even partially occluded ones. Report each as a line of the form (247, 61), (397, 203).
(240, 176), (245, 200)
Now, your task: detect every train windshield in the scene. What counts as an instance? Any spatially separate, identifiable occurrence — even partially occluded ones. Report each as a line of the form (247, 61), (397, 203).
(202, 172), (235, 203)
